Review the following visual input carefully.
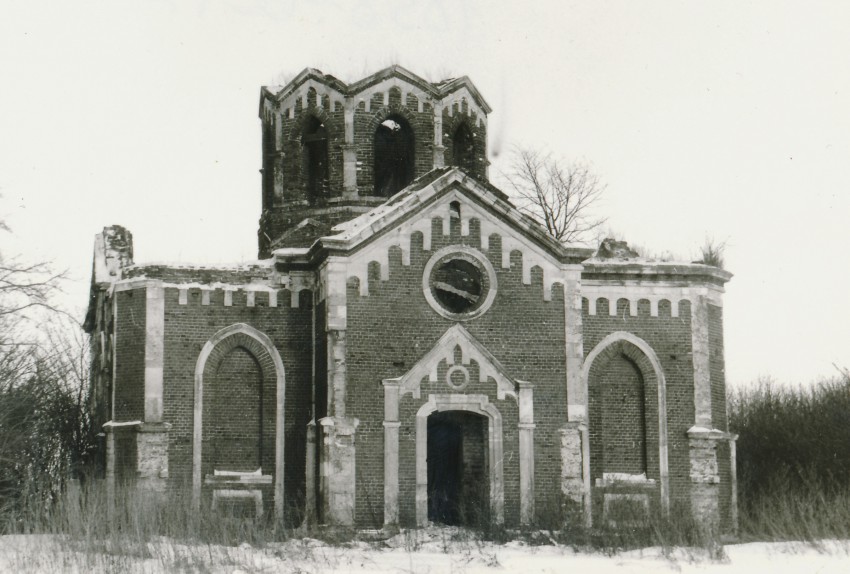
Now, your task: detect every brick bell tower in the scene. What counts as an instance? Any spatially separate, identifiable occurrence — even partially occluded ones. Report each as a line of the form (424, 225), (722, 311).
(257, 66), (492, 257)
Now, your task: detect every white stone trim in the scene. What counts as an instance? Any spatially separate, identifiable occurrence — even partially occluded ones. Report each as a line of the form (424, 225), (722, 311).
(192, 323), (286, 524)
(582, 331), (670, 515)
(730, 437), (739, 535)
(563, 271), (585, 422)
(340, 185), (583, 302)
(517, 381), (535, 525)
(390, 323), (517, 401)
(414, 395), (504, 526)
(691, 296), (712, 428)
(145, 284), (165, 423)
(383, 327), (535, 526)
(581, 283), (725, 317)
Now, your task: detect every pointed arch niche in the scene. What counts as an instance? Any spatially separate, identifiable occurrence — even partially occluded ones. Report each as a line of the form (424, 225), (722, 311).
(192, 323), (286, 522)
(582, 332), (669, 516)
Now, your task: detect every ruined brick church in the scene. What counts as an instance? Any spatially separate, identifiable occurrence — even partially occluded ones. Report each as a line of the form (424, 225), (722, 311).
(85, 66), (736, 533)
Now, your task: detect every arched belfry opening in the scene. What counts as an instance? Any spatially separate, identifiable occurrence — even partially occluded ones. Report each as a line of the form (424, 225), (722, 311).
(427, 410), (489, 526)
(374, 115), (415, 196)
(301, 116), (328, 203)
(451, 122), (476, 173)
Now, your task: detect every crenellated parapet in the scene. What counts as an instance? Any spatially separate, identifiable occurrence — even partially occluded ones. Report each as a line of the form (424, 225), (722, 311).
(115, 262), (315, 309)
(581, 260), (731, 318)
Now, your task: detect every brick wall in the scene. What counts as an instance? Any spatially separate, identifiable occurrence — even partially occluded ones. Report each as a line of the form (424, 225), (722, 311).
(708, 303), (734, 533)
(202, 346), (270, 472)
(716, 439), (732, 533)
(583, 298), (695, 508)
(87, 291), (115, 478)
(114, 289), (146, 421)
(345, 216), (568, 528)
(113, 429), (138, 485)
(278, 89), (346, 204)
(588, 353), (648, 479)
(708, 304), (727, 431)
(442, 102), (487, 182)
(160, 287), (313, 525)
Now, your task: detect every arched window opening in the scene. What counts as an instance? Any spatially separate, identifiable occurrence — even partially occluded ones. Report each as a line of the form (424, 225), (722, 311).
(452, 123), (475, 173)
(301, 116), (328, 203)
(374, 115), (415, 196)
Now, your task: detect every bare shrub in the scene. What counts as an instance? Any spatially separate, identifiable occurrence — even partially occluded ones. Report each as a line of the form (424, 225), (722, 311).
(729, 375), (850, 541)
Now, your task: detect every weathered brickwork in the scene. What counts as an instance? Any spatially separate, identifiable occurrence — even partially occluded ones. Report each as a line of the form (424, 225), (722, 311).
(257, 67), (491, 256)
(442, 102), (488, 181)
(346, 215), (568, 528)
(87, 65), (735, 535)
(717, 439), (733, 533)
(583, 298), (694, 513)
(160, 287), (313, 523)
(114, 289), (147, 422)
(113, 429), (138, 484)
(589, 354), (648, 479)
(709, 304), (727, 431)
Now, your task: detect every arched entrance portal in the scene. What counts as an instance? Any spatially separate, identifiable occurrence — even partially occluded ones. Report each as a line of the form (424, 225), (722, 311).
(427, 410), (489, 526)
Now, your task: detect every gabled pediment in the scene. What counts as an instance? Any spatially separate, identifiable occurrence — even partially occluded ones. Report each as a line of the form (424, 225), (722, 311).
(322, 168), (589, 261)
(297, 168), (591, 300)
(384, 324), (517, 401)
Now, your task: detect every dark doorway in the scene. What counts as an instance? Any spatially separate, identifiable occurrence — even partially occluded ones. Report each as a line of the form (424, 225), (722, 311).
(427, 410), (489, 526)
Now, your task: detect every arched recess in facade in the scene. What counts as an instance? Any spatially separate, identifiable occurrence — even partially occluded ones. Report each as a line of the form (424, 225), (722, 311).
(582, 331), (670, 516)
(192, 323), (286, 522)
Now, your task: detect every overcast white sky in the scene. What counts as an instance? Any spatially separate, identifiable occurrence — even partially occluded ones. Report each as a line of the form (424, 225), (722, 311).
(1, 0), (848, 386)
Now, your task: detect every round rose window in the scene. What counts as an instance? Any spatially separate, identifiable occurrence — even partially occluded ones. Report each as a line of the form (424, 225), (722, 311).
(423, 246), (497, 320)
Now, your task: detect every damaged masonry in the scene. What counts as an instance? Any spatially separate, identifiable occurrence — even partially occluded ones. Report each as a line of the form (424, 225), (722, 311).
(85, 65), (736, 534)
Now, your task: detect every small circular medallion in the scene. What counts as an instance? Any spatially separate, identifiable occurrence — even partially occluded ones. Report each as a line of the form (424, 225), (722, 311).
(445, 365), (470, 391)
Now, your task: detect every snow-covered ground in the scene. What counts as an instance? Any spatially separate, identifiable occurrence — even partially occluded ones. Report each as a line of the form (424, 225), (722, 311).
(2, 530), (847, 573)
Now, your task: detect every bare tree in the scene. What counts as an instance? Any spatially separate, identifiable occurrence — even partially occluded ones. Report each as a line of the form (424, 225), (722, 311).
(502, 147), (606, 244)
(0, 217), (94, 518)
(0, 258), (66, 320)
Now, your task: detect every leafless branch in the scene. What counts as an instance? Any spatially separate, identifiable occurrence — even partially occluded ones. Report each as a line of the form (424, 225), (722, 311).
(502, 147), (606, 244)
